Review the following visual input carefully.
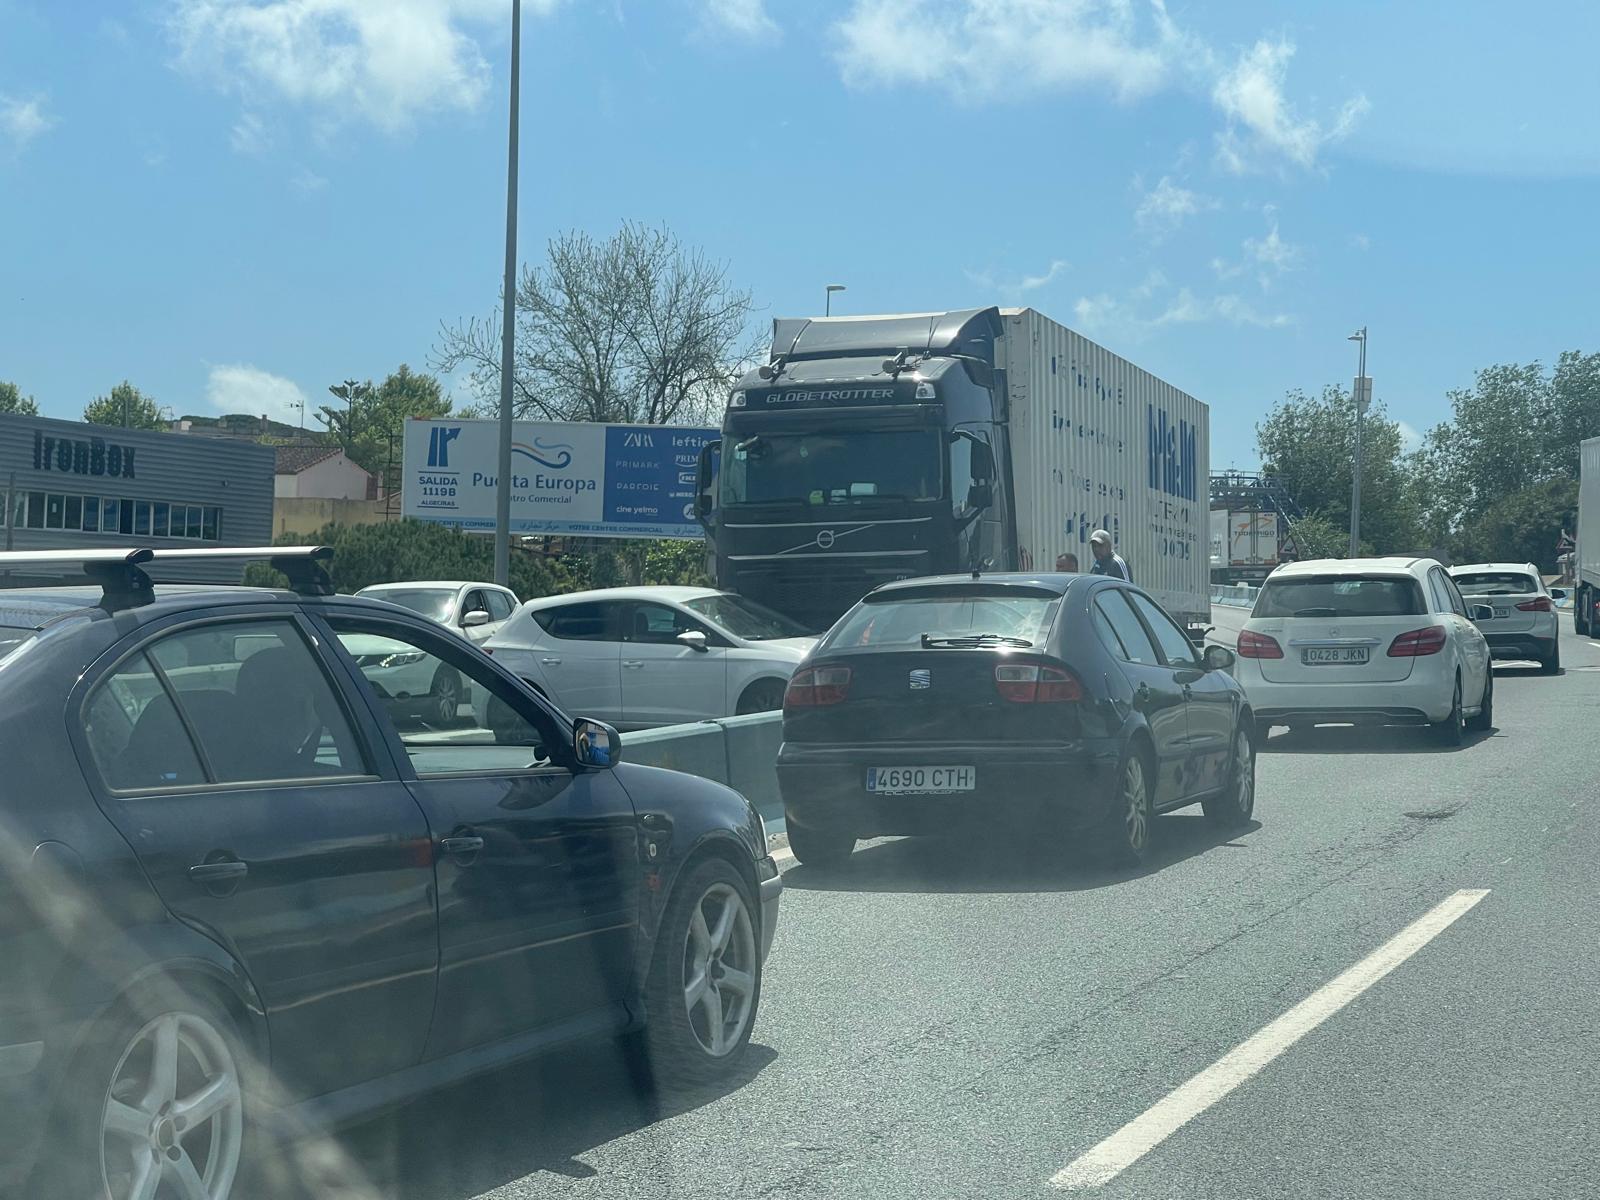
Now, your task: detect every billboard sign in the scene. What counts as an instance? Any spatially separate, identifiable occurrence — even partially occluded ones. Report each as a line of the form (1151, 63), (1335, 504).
(403, 418), (717, 539)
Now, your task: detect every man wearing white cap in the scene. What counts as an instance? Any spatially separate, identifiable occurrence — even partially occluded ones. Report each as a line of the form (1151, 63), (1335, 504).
(1088, 528), (1131, 582)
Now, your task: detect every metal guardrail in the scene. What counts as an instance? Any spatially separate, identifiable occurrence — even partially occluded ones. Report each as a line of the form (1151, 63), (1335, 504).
(622, 712), (784, 820)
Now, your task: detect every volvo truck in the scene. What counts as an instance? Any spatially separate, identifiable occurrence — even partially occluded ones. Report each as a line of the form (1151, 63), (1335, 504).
(695, 306), (1210, 632)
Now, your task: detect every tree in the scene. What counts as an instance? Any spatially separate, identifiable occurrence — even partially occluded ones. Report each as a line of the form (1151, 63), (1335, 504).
(0, 380), (39, 416)
(318, 365), (452, 477)
(1255, 384), (1424, 556)
(84, 382), (166, 430)
(434, 221), (757, 428)
(1453, 478), (1576, 572)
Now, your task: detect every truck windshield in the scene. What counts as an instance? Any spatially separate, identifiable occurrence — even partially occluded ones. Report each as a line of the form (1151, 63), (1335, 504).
(720, 430), (941, 506)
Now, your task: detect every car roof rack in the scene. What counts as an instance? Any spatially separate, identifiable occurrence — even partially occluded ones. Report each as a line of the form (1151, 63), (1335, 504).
(0, 545), (334, 611)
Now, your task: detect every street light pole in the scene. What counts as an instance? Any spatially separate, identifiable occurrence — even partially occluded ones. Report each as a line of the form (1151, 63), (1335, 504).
(825, 283), (846, 316)
(1348, 326), (1369, 557)
(493, 0), (522, 588)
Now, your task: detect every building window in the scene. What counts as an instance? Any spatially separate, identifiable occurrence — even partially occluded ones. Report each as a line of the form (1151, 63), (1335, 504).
(134, 501), (151, 536)
(185, 505), (202, 539)
(6, 490), (224, 542)
(45, 493), (65, 529)
(26, 493), (45, 529)
(102, 498), (120, 533)
(84, 495), (100, 532)
(64, 495), (82, 530)
(119, 500), (133, 535)
(203, 507), (220, 541)
(152, 501), (169, 538)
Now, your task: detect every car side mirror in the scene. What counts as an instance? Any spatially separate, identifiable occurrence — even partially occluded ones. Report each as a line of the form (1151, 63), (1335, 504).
(461, 610), (491, 628)
(573, 718), (622, 768)
(1202, 644), (1236, 672)
(677, 629), (709, 652)
(1551, 588), (1568, 601)
(966, 481), (993, 511)
(1470, 603), (1495, 622)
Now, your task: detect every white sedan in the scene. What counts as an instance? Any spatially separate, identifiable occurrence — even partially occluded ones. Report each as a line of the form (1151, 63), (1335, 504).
(483, 586), (817, 729)
(1234, 557), (1494, 745)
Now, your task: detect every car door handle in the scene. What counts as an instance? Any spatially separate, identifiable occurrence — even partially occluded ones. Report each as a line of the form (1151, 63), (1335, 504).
(1182, 684), (1193, 699)
(188, 860), (248, 884)
(540, 656), (562, 666)
(1134, 683), (1152, 707)
(623, 660), (644, 669)
(440, 835), (485, 859)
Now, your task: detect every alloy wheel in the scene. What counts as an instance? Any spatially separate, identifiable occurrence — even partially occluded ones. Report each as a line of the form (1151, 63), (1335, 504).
(681, 882), (757, 1057)
(100, 1011), (243, 1200)
(1124, 756), (1149, 852)
(1233, 731), (1255, 820)
(433, 672), (461, 726)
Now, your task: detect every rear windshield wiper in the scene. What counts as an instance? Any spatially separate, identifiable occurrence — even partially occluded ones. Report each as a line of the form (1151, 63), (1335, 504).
(921, 632), (1033, 648)
(1291, 607), (1339, 617)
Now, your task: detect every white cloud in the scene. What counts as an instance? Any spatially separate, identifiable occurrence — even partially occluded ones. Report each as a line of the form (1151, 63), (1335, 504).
(1020, 258), (1070, 291)
(834, 0), (1185, 103)
(1134, 175), (1216, 237)
(965, 256), (1070, 300)
(167, 0), (561, 135)
(0, 94), (54, 151)
(230, 111), (271, 155)
(1073, 273), (1290, 342)
(832, 3), (1365, 172)
(206, 364), (310, 424)
(1212, 214), (1301, 289)
(291, 165), (328, 192)
(1211, 38), (1368, 172)
(700, 0), (780, 41)
(1348, 232), (1370, 251)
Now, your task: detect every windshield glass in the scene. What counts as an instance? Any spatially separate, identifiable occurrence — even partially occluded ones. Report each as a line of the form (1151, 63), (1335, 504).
(1452, 572), (1540, 595)
(683, 593), (813, 640)
(1254, 576), (1423, 618)
(0, 625), (35, 663)
(360, 588), (456, 623)
(829, 593), (1060, 648)
(720, 430), (941, 506)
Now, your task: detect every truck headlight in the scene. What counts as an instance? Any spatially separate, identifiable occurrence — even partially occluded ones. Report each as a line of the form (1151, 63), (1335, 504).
(915, 381), (935, 400)
(730, 390), (747, 408)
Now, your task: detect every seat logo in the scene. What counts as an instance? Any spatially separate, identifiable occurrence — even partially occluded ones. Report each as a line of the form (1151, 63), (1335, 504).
(909, 669), (931, 689)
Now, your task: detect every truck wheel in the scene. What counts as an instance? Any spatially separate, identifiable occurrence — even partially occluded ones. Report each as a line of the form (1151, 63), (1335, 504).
(783, 813), (855, 867)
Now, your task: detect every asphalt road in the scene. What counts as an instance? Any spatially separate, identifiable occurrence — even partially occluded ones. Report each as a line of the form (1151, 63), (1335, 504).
(271, 608), (1600, 1200)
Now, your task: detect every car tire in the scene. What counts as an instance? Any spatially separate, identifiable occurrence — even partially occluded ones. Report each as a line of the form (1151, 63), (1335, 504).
(735, 679), (787, 715)
(633, 857), (761, 1086)
(429, 666), (462, 726)
(1202, 726), (1256, 828)
(1432, 676), (1465, 747)
(1100, 744), (1154, 867)
(1541, 642), (1561, 675)
(1466, 668), (1494, 732)
(783, 813), (855, 867)
(38, 992), (247, 1200)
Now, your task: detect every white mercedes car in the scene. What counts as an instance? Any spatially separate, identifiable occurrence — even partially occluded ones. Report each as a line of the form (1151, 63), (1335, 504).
(1235, 557), (1494, 744)
(482, 586), (816, 729)
(1449, 562), (1561, 673)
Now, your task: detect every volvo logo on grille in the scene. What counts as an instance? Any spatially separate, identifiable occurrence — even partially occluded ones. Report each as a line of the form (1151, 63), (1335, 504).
(909, 669), (931, 690)
(815, 529), (836, 549)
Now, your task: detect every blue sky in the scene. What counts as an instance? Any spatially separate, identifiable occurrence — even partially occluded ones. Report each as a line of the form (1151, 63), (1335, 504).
(3, 0), (1599, 468)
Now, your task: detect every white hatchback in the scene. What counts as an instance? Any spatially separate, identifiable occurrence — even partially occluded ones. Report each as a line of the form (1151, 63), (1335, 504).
(1449, 563), (1561, 674)
(483, 586), (818, 729)
(1235, 557), (1495, 744)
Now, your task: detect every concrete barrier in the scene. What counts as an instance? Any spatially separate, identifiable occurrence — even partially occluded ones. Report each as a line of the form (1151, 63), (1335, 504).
(1210, 584), (1259, 609)
(622, 712), (785, 821)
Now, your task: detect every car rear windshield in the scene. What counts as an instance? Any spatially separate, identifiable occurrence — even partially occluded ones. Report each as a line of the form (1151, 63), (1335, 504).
(828, 591), (1060, 648)
(1451, 572), (1539, 596)
(0, 624), (35, 663)
(1254, 575), (1423, 618)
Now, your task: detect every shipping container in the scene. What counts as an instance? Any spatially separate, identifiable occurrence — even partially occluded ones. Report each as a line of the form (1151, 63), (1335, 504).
(1575, 437), (1600, 634)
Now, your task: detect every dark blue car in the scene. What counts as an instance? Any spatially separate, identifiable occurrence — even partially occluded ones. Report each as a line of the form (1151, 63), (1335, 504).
(0, 547), (780, 1199)
(777, 573), (1257, 866)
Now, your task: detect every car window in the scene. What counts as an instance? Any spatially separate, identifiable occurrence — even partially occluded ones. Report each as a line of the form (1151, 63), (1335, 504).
(828, 591), (1059, 648)
(628, 603), (704, 644)
(1127, 592), (1198, 666)
(1092, 592), (1159, 665)
(329, 618), (565, 776)
(1451, 571), (1540, 595)
(359, 587), (457, 623)
(1254, 575), (1423, 618)
(85, 619), (367, 790)
(486, 590), (516, 621)
(1440, 572), (1469, 617)
(681, 593), (811, 640)
(534, 600), (624, 641)
(462, 589), (489, 616)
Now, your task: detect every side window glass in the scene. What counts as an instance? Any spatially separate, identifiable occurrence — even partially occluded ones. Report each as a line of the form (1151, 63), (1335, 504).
(948, 434), (973, 518)
(1427, 571), (1451, 614)
(330, 620), (565, 776)
(487, 591), (515, 621)
(1094, 592), (1158, 665)
(463, 590), (489, 616)
(1442, 574), (1468, 617)
(1128, 592), (1198, 666)
(628, 603), (695, 644)
(542, 601), (619, 641)
(86, 620), (367, 790)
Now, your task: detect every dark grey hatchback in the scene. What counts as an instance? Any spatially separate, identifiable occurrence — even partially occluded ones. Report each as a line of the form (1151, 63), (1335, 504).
(0, 547), (780, 1199)
(777, 573), (1257, 867)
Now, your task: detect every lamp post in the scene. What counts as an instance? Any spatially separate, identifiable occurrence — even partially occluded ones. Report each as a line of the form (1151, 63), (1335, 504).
(493, 0), (523, 588)
(825, 284), (846, 316)
(1348, 326), (1369, 557)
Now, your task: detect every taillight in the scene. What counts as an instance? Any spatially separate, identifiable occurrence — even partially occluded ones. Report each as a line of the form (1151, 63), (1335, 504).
(784, 665), (851, 707)
(1517, 596), (1552, 612)
(994, 661), (1084, 703)
(1237, 629), (1283, 659)
(1387, 625), (1448, 656)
